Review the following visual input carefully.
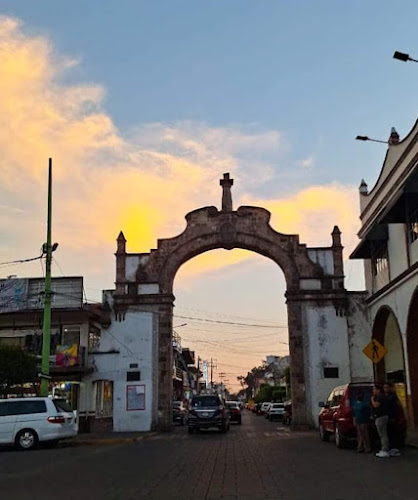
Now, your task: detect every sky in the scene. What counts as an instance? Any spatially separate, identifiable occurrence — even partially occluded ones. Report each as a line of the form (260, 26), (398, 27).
(1, 1), (418, 392)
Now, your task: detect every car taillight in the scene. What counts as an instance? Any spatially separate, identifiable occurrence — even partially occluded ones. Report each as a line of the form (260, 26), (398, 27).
(47, 416), (66, 424)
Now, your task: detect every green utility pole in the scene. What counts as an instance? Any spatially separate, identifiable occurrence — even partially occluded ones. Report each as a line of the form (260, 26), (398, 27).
(40, 158), (53, 397)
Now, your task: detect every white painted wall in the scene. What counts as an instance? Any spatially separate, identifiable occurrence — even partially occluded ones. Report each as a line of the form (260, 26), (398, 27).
(384, 313), (404, 374)
(84, 309), (157, 432)
(346, 294), (374, 383)
(368, 272), (418, 397)
(125, 256), (140, 282)
(411, 239), (418, 265)
(299, 279), (321, 290)
(307, 249), (334, 275)
(303, 303), (351, 426)
(387, 224), (408, 279)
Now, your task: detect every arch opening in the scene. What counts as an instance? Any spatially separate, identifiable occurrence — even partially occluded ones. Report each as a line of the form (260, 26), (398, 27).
(373, 307), (405, 384)
(407, 289), (418, 427)
(173, 249), (289, 399)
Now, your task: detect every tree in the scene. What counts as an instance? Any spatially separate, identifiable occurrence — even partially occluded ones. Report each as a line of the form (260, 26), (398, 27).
(0, 345), (38, 395)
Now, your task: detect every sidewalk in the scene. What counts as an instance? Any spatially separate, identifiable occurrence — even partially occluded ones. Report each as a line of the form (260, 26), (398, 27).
(407, 429), (418, 448)
(62, 431), (156, 447)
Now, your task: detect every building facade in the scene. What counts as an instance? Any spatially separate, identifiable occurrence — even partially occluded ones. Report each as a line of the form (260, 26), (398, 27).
(0, 276), (99, 412)
(351, 124), (418, 428)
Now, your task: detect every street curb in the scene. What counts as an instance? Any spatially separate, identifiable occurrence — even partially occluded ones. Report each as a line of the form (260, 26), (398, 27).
(61, 432), (157, 447)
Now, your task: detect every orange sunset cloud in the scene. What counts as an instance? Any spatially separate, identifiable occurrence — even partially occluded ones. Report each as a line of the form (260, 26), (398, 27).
(0, 16), (361, 294)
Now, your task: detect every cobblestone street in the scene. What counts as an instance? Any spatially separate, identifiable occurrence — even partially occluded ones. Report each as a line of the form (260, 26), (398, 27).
(2, 411), (418, 500)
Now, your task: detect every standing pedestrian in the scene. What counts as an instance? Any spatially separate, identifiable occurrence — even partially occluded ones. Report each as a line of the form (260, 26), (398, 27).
(383, 382), (401, 456)
(371, 383), (390, 458)
(353, 392), (371, 453)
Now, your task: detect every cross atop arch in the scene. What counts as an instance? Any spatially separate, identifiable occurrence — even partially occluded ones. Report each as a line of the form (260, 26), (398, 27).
(220, 172), (234, 212)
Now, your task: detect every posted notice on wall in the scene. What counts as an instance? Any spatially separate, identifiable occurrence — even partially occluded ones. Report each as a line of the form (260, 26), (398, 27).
(126, 384), (145, 411)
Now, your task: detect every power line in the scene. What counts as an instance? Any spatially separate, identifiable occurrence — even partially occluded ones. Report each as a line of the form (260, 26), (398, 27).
(0, 254), (43, 268)
(175, 306), (283, 325)
(173, 314), (287, 329)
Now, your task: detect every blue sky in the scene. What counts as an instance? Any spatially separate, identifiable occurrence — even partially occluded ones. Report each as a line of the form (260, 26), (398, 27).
(1, 1), (418, 389)
(3, 0), (418, 190)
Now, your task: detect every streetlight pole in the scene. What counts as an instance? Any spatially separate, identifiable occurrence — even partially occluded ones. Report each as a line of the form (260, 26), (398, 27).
(40, 158), (53, 397)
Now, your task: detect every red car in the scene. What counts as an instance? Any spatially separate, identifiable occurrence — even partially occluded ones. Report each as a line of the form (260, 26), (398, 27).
(318, 382), (407, 448)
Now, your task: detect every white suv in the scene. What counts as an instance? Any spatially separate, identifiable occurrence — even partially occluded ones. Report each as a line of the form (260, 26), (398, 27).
(266, 403), (285, 421)
(0, 397), (78, 450)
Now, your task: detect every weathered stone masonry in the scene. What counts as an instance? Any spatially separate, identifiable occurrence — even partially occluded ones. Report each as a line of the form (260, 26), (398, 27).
(112, 174), (372, 430)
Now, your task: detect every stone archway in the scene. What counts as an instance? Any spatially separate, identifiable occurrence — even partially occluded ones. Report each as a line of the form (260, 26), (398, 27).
(113, 173), (357, 430)
(372, 307), (405, 383)
(407, 288), (418, 427)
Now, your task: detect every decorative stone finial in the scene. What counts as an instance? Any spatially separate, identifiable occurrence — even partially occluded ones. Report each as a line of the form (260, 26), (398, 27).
(332, 226), (342, 247)
(389, 127), (400, 145)
(359, 179), (368, 195)
(116, 231), (126, 253)
(220, 173), (234, 212)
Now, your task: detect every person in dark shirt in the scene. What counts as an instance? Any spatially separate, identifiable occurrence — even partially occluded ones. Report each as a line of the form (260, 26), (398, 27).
(383, 382), (401, 456)
(352, 392), (371, 453)
(371, 383), (390, 458)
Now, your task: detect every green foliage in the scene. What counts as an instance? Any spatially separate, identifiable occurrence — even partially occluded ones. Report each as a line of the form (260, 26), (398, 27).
(0, 345), (38, 394)
(254, 384), (286, 403)
(283, 366), (290, 385)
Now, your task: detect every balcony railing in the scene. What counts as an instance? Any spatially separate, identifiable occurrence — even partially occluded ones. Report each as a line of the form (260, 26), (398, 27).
(36, 346), (86, 369)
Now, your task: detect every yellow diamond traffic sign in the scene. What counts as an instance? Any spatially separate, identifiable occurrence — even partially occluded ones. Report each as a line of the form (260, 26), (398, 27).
(363, 339), (387, 364)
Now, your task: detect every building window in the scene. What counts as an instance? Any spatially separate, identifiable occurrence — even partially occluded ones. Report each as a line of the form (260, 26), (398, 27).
(95, 380), (113, 418)
(127, 371), (141, 382)
(372, 245), (388, 276)
(88, 330), (101, 350)
(408, 208), (418, 244)
(62, 326), (80, 346)
(323, 367), (339, 378)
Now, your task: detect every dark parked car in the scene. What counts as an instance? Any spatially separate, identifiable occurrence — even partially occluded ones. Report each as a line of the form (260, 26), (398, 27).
(173, 401), (188, 425)
(318, 382), (407, 448)
(226, 401), (242, 424)
(188, 395), (230, 433)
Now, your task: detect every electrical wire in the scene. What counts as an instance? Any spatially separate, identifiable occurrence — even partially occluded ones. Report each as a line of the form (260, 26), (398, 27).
(173, 314), (287, 329)
(175, 305), (283, 325)
(0, 254), (43, 267)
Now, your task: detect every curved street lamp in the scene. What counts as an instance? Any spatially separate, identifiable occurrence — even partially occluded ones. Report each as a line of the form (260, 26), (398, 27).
(393, 51), (418, 63)
(355, 135), (388, 144)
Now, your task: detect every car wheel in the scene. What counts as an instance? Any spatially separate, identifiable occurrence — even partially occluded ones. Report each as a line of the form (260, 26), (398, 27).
(335, 424), (346, 449)
(188, 427), (194, 434)
(238, 418), (242, 425)
(180, 417), (185, 426)
(15, 429), (38, 451)
(319, 422), (330, 442)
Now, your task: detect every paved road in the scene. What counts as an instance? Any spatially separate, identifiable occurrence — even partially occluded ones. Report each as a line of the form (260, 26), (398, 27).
(2, 412), (418, 500)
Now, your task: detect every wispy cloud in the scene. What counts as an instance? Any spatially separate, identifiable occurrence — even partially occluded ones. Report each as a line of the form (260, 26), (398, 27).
(299, 156), (314, 169)
(0, 16), (360, 294)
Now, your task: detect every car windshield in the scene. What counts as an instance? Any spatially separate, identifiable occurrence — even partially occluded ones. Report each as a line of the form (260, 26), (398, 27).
(272, 404), (284, 409)
(192, 396), (219, 408)
(227, 402), (239, 408)
(173, 402), (182, 408)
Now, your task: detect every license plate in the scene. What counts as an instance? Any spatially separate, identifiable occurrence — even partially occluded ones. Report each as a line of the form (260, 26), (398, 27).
(202, 412), (209, 417)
